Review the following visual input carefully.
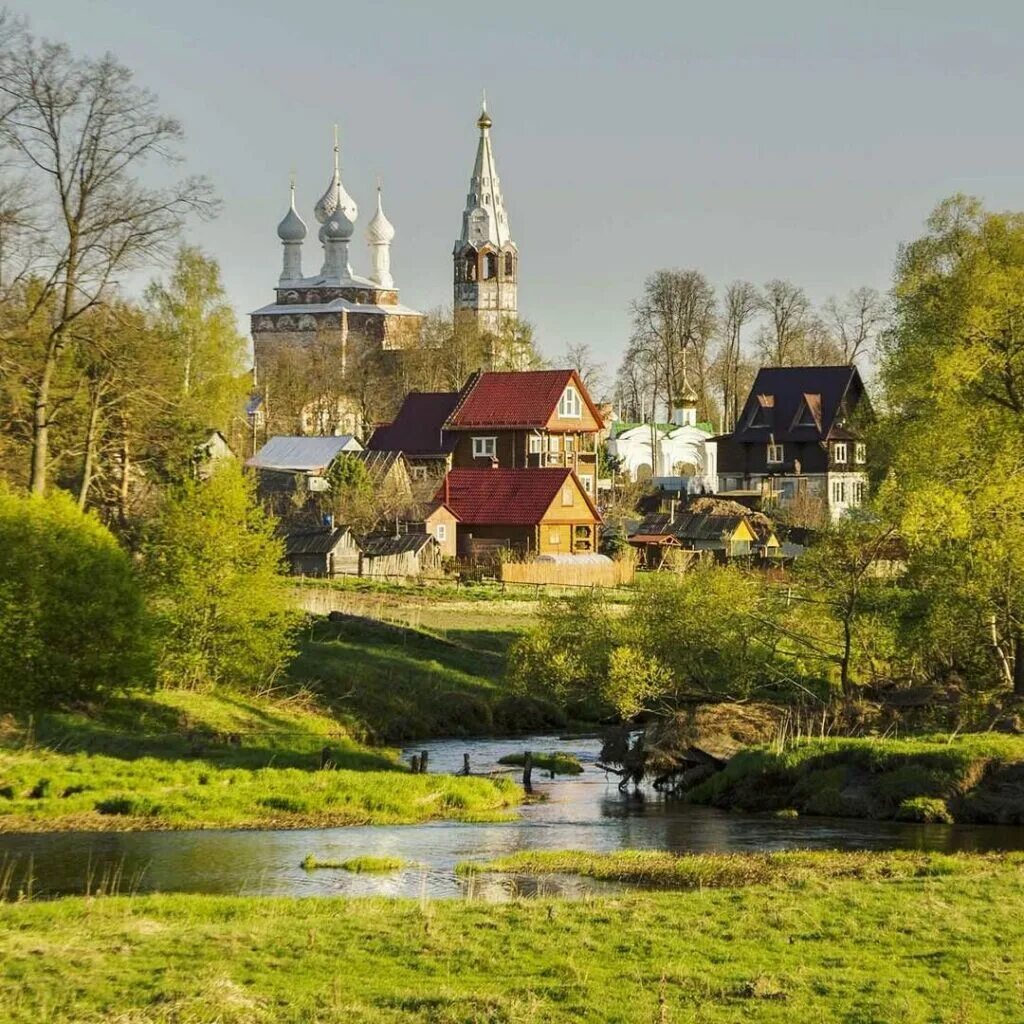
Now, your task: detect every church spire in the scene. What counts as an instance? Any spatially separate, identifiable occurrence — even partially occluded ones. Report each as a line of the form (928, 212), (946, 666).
(314, 124), (358, 225)
(459, 95), (511, 248)
(366, 181), (395, 289)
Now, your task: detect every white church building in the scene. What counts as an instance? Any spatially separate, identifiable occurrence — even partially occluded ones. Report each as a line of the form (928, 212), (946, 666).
(606, 381), (718, 494)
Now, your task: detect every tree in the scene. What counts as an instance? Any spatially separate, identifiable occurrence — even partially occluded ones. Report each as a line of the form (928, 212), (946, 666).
(824, 286), (888, 365)
(0, 487), (152, 710)
(756, 279), (812, 366)
(142, 463), (299, 689)
(715, 280), (759, 430)
(563, 342), (606, 399)
(0, 23), (214, 493)
(878, 195), (1024, 695)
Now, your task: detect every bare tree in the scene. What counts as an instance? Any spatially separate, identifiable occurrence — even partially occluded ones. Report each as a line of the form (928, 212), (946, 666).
(756, 279), (812, 366)
(715, 280), (759, 430)
(0, 27), (214, 493)
(563, 342), (606, 399)
(824, 286), (888, 365)
(630, 269), (717, 420)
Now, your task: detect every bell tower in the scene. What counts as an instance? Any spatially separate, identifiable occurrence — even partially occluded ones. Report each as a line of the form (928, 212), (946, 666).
(453, 97), (518, 335)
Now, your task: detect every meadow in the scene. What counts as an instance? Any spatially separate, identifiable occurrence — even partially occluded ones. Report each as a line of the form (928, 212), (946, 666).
(2, 851), (1022, 1022)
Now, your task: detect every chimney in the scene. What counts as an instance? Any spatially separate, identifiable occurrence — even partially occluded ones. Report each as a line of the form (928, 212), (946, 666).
(490, 455), (499, 470)
(669, 499), (676, 525)
(444, 474), (450, 506)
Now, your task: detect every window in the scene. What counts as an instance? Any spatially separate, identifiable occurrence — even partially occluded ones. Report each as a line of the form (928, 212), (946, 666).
(435, 524), (447, 542)
(855, 442), (866, 464)
(529, 435), (544, 454)
(748, 396), (773, 427)
(548, 529), (561, 546)
(766, 443), (785, 464)
(548, 435), (561, 452)
(411, 466), (427, 482)
(562, 485), (574, 507)
(833, 442), (848, 464)
(558, 386), (582, 418)
(504, 252), (515, 279)
(472, 436), (496, 458)
(580, 474), (594, 494)
(852, 480), (866, 506)
(832, 480), (847, 504)
(484, 253), (497, 279)
(795, 398), (819, 427)
(564, 436), (575, 453)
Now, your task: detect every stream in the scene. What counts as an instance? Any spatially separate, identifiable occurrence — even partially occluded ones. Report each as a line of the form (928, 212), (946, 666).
(3, 734), (1024, 900)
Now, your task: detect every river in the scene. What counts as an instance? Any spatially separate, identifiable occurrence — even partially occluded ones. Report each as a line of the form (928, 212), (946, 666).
(3, 734), (1023, 900)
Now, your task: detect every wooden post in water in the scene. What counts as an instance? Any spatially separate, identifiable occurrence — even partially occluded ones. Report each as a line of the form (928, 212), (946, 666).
(410, 754), (420, 774)
(420, 750), (429, 774)
(523, 750), (533, 794)
(462, 753), (471, 776)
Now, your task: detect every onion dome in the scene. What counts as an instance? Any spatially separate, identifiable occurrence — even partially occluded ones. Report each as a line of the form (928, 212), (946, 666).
(319, 205), (354, 242)
(277, 181), (307, 242)
(366, 186), (395, 244)
(314, 125), (358, 225)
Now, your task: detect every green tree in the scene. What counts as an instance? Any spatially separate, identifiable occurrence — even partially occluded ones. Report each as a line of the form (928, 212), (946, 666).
(0, 488), (151, 710)
(878, 195), (1024, 695)
(143, 463), (298, 689)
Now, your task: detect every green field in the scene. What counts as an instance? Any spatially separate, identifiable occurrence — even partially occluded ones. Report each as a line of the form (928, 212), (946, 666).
(2, 851), (1023, 1022)
(0, 687), (519, 831)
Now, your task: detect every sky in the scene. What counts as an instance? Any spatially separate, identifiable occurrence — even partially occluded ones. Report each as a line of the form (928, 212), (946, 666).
(22, 0), (1024, 371)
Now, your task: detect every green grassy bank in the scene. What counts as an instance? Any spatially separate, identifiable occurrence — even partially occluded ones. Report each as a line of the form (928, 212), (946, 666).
(290, 615), (565, 743)
(687, 733), (1024, 824)
(3, 852), (1023, 1022)
(0, 688), (519, 832)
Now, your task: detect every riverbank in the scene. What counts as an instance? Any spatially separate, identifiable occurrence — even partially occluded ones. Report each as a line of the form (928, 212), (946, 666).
(2, 851), (1022, 1022)
(686, 733), (1024, 824)
(0, 688), (520, 832)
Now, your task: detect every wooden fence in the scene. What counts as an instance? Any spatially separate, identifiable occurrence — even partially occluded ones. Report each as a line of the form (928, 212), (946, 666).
(499, 558), (635, 588)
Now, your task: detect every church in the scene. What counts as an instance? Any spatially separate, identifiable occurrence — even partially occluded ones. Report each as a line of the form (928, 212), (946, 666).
(250, 102), (520, 380)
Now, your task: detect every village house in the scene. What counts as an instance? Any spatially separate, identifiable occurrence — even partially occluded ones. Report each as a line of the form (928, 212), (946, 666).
(358, 532), (442, 578)
(246, 435), (362, 495)
(629, 510), (779, 568)
(280, 524), (360, 577)
(714, 365), (871, 521)
(367, 368), (604, 496)
(399, 499), (459, 559)
(439, 467), (601, 560)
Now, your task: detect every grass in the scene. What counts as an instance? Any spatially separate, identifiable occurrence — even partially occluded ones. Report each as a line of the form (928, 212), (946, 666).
(290, 616), (568, 743)
(3, 854), (1024, 1021)
(0, 688), (520, 831)
(497, 751), (584, 775)
(301, 854), (407, 873)
(456, 848), (1018, 886)
(687, 732), (1024, 824)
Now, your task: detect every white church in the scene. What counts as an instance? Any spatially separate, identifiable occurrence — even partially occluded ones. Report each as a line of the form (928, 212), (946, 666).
(606, 375), (718, 494)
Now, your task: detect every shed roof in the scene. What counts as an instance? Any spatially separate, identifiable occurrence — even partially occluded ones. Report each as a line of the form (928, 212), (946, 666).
(282, 526), (352, 556)
(359, 532), (436, 557)
(247, 435), (361, 473)
(438, 467), (601, 526)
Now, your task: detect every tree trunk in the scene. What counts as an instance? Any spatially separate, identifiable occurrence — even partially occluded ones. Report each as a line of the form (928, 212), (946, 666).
(1014, 631), (1024, 699)
(28, 338), (62, 494)
(118, 433), (131, 524)
(77, 388), (102, 510)
(840, 616), (854, 698)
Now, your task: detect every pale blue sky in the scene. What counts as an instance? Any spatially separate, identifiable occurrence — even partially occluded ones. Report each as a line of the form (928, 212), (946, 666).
(23, 0), (1024, 367)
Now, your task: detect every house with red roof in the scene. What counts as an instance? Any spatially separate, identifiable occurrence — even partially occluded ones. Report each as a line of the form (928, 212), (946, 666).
(438, 467), (601, 559)
(367, 368), (604, 496)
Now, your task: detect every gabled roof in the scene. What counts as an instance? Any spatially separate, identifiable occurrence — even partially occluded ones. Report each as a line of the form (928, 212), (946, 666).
(365, 392), (461, 457)
(631, 512), (752, 545)
(359, 532), (437, 557)
(437, 468), (601, 526)
(731, 366), (866, 444)
(246, 435), (361, 473)
(445, 369), (603, 430)
(281, 526), (353, 556)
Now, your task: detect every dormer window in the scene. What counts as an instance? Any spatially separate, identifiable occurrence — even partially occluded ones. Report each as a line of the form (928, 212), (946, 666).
(833, 442), (848, 464)
(559, 386), (582, 418)
(795, 394), (821, 428)
(855, 442), (866, 464)
(747, 395), (773, 428)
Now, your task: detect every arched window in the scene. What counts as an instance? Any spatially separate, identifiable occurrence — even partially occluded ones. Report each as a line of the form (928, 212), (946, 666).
(504, 252), (514, 280)
(465, 255), (477, 282)
(484, 253), (497, 280)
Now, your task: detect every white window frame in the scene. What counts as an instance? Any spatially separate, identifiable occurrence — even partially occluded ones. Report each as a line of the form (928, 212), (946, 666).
(564, 435), (575, 453)
(766, 443), (785, 465)
(855, 442), (866, 464)
(833, 442), (848, 464)
(580, 473), (593, 494)
(411, 465), (427, 481)
(548, 435), (561, 453)
(832, 480), (847, 504)
(528, 434), (544, 454)
(472, 436), (497, 458)
(548, 528), (561, 546)
(562, 485), (574, 507)
(435, 523), (447, 542)
(558, 386), (582, 419)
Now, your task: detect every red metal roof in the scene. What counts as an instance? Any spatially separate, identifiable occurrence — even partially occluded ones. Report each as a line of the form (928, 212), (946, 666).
(437, 468), (600, 525)
(446, 369), (592, 429)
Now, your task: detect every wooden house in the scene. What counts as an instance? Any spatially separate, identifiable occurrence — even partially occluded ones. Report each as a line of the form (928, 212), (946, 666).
(714, 365), (871, 521)
(366, 369), (604, 497)
(629, 512), (779, 567)
(440, 467), (601, 560)
(358, 532), (441, 578)
(401, 500), (459, 559)
(247, 435), (362, 495)
(281, 526), (359, 577)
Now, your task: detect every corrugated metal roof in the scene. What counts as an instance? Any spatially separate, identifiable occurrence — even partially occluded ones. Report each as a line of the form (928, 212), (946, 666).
(359, 532), (436, 557)
(246, 435), (361, 473)
(282, 526), (353, 556)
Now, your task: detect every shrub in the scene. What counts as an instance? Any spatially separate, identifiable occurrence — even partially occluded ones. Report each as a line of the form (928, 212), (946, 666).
(0, 489), (152, 711)
(142, 464), (299, 689)
(896, 796), (954, 824)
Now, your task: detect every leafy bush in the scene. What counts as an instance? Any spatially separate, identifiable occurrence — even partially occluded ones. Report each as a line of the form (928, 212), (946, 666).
(142, 464), (299, 689)
(0, 489), (152, 711)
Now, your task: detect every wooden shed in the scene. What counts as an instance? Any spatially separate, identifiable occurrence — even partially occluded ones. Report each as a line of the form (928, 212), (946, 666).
(281, 526), (359, 577)
(358, 532), (441, 578)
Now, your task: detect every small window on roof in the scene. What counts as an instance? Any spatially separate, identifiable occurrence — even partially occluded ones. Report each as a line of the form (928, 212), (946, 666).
(562, 485), (573, 506)
(748, 395), (773, 428)
(796, 396), (820, 427)
(559, 386), (582, 418)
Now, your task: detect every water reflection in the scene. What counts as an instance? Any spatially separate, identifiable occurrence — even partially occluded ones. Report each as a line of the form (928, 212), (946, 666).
(3, 733), (1024, 900)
